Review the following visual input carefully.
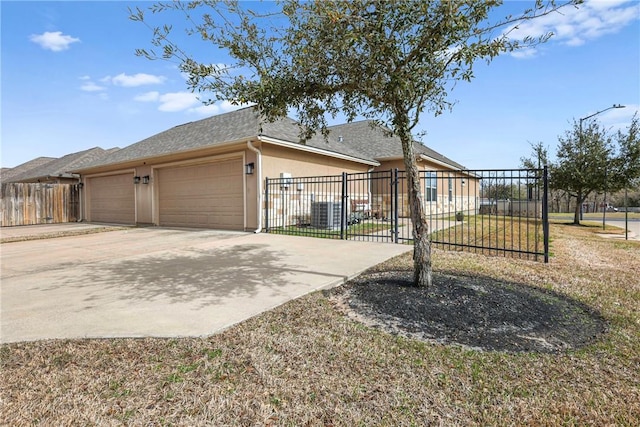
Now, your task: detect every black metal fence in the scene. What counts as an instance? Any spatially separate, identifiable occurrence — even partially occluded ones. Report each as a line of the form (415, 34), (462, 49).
(264, 168), (549, 262)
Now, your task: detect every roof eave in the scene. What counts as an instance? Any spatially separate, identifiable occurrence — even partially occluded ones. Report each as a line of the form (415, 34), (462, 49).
(72, 138), (254, 173)
(419, 154), (462, 170)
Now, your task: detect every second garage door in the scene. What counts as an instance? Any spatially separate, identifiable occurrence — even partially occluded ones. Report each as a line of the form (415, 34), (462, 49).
(87, 173), (135, 224)
(157, 158), (244, 229)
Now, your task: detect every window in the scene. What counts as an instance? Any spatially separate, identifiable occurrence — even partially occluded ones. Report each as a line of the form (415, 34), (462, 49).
(425, 171), (437, 202)
(448, 175), (453, 202)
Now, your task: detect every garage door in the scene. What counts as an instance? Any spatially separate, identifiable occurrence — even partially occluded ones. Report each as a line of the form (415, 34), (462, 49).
(87, 173), (135, 224)
(157, 158), (244, 229)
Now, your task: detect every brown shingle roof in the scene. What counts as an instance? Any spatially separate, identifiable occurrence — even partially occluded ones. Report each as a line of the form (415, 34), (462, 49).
(75, 106), (465, 171)
(6, 148), (117, 182)
(1, 157), (57, 183)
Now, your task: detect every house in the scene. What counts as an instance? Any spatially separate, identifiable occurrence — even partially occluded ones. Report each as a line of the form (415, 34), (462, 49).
(74, 106), (474, 230)
(1, 157), (57, 183)
(3, 147), (119, 184)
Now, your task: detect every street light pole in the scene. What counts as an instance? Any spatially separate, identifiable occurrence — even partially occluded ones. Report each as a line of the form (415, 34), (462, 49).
(578, 104), (625, 224)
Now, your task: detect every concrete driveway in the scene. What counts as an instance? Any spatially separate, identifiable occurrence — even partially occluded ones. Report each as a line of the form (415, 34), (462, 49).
(1, 225), (411, 343)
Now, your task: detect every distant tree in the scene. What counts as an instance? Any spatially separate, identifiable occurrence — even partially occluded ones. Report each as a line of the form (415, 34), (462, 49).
(610, 114), (640, 192)
(520, 141), (549, 170)
(550, 115), (640, 224)
(132, 0), (579, 288)
(520, 141), (549, 200)
(480, 178), (526, 201)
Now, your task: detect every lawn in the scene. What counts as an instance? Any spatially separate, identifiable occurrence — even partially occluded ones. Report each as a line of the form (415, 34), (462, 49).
(430, 215), (545, 260)
(1, 223), (639, 425)
(268, 220), (394, 239)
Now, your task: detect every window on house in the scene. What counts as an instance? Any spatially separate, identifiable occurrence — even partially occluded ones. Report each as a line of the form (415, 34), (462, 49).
(425, 171), (437, 202)
(448, 175), (453, 202)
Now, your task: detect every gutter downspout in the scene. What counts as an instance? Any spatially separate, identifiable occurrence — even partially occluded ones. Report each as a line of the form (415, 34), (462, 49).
(247, 139), (262, 233)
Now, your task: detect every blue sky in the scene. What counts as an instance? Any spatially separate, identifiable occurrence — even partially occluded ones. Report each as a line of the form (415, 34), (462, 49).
(1, 0), (639, 170)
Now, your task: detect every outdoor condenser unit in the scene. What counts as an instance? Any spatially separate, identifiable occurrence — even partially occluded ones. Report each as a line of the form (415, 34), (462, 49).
(311, 201), (342, 230)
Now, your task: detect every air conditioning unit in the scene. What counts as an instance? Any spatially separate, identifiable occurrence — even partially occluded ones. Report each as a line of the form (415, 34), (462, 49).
(311, 201), (342, 230)
(280, 172), (292, 189)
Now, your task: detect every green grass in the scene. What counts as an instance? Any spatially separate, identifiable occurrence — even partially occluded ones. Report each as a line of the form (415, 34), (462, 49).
(268, 220), (394, 238)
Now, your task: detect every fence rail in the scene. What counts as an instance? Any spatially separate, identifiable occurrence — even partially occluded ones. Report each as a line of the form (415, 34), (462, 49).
(0, 183), (81, 227)
(265, 168), (549, 262)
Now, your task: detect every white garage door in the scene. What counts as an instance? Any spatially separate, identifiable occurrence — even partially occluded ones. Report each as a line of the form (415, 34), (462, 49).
(87, 173), (135, 224)
(157, 158), (244, 229)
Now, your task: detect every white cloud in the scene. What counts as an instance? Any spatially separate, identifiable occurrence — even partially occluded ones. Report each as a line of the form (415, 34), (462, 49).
(189, 100), (248, 115)
(80, 82), (106, 92)
(133, 89), (248, 115)
(505, 0), (640, 57)
(134, 91), (160, 102)
(190, 103), (222, 115)
(579, 104), (639, 133)
(157, 92), (200, 112)
(110, 73), (166, 87)
(29, 31), (80, 52)
(510, 47), (538, 59)
(602, 104), (640, 130)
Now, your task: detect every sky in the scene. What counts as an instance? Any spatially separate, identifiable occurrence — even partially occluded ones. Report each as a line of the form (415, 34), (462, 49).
(1, 0), (639, 170)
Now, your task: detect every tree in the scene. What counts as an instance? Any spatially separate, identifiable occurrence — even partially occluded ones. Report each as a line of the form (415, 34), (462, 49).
(520, 141), (549, 170)
(550, 115), (640, 225)
(132, 0), (578, 288)
(520, 141), (549, 200)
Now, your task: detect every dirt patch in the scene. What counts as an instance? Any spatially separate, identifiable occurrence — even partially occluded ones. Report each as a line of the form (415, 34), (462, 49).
(0, 226), (127, 243)
(330, 270), (606, 353)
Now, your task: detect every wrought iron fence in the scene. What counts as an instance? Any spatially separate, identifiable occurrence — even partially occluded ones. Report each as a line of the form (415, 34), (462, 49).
(264, 168), (549, 262)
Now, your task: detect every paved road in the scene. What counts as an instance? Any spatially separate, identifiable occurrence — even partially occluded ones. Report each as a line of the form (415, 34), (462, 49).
(549, 215), (639, 240)
(1, 225), (411, 343)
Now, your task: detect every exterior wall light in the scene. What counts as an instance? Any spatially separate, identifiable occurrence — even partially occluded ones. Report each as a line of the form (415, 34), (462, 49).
(142, 175), (150, 184)
(245, 162), (255, 175)
(133, 176), (141, 184)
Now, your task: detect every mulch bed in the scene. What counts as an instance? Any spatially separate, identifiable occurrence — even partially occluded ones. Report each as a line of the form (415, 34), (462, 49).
(330, 270), (607, 353)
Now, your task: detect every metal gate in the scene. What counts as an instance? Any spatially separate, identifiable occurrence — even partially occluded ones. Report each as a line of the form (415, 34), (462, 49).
(264, 168), (549, 262)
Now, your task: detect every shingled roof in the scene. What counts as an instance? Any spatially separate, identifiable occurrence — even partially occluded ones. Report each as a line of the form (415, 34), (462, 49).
(76, 106), (373, 170)
(327, 120), (466, 169)
(75, 106), (464, 171)
(5, 147), (118, 183)
(1, 157), (57, 183)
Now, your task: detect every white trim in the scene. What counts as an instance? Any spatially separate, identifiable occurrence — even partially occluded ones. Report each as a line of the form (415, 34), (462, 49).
(73, 139), (252, 174)
(418, 154), (464, 170)
(258, 135), (380, 167)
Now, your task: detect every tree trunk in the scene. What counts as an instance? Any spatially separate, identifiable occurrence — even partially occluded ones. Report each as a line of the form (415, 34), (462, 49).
(573, 190), (583, 225)
(396, 120), (431, 288)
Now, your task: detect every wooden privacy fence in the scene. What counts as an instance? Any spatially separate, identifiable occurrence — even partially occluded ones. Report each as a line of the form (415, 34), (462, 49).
(0, 183), (81, 227)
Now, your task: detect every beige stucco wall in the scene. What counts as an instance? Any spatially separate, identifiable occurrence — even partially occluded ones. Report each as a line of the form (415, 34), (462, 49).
(80, 138), (475, 230)
(135, 165), (153, 224)
(80, 141), (375, 231)
(262, 144), (370, 179)
(244, 148), (259, 230)
(374, 159), (480, 217)
(81, 144), (252, 230)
